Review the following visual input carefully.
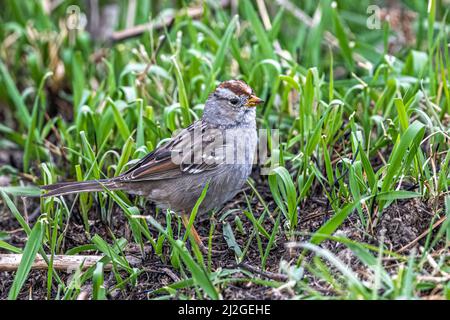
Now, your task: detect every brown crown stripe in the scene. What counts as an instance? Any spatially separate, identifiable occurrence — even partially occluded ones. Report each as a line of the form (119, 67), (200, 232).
(217, 80), (253, 96)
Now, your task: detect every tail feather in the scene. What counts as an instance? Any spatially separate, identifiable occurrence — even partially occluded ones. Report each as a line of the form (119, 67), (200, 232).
(41, 179), (121, 197)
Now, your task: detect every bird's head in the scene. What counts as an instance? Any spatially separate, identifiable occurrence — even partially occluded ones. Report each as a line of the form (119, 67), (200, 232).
(203, 80), (263, 127)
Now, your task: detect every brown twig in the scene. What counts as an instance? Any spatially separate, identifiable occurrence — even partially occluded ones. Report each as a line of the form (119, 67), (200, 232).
(397, 216), (447, 253)
(0, 254), (141, 271)
(143, 267), (181, 283)
(235, 262), (288, 282)
(110, 0), (231, 42)
(416, 275), (450, 283)
(300, 210), (327, 223)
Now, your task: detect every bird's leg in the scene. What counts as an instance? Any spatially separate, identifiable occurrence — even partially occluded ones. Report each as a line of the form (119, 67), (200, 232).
(181, 213), (228, 256)
(181, 213), (206, 251)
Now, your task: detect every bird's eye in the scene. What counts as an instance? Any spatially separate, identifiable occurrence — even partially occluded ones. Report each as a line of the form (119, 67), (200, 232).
(230, 98), (239, 105)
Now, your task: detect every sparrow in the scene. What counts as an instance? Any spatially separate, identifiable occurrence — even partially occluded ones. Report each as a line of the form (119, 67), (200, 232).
(42, 80), (263, 219)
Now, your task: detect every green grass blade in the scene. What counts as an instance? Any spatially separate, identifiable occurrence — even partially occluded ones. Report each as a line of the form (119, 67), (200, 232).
(0, 60), (31, 126)
(146, 216), (218, 300)
(0, 240), (22, 254)
(380, 121), (425, 193)
(310, 200), (360, 245)
(331, 3), (354, 71)
(268, 166), (298, 229)
(8, 220), (44, 300)
(23, 71), (52, 172)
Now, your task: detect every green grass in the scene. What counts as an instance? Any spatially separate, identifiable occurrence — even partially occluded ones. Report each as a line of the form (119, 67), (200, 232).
(0, 0), (449, 300)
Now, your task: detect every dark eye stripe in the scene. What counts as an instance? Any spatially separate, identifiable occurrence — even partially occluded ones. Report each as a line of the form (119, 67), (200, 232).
(213, 93), (241, 105)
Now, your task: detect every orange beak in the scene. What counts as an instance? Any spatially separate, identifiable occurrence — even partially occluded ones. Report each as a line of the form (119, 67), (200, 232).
(245, 94), (264, 107)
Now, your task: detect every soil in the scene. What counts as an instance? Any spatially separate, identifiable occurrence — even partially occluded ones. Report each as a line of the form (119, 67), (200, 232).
(0, 170), (444, 300)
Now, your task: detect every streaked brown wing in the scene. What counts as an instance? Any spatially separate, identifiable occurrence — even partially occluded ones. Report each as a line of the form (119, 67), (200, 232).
(117, 121), (223, 182)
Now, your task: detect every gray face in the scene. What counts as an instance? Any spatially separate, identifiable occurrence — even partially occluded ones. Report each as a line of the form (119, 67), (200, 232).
(203, 87), (256, 128)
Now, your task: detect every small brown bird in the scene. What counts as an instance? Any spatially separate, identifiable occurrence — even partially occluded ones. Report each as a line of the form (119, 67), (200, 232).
(42, 80), (263, 244)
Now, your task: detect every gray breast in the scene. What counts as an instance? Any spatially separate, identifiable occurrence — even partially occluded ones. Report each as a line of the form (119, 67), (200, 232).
(136, 127), (257, 215)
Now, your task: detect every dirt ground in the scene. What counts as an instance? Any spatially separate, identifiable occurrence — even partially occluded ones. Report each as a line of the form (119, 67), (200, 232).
(0, 169), (443, 300)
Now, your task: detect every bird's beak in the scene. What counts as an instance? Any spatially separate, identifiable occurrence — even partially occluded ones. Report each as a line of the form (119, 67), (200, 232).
(245, 94), (264, 107)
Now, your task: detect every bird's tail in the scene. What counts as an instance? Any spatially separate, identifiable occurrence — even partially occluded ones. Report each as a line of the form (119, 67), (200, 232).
(40, 179), (121, 198)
